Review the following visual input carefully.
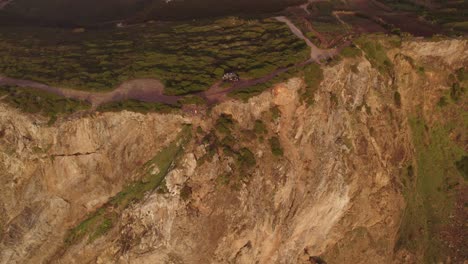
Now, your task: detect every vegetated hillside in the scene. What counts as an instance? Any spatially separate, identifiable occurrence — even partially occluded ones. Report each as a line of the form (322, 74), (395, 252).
(0, 37), (466, 263)
(0, 0), (304, 26)
(0, 17), (308, 94)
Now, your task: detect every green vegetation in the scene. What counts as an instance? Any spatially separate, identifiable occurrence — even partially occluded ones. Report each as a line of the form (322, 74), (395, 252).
(394, 91), (401, 108)
(455, 156), (468, 180)
(215, 114), (235, 135)
(450, 83), (465, 102)
(378, 0), (467, 34)
(180, 184), (192, 201)
(340, 46), (362, 58)
(354, 36), (393, 74)
(396, 117), (466, 262)
(271, 106), (281, 120)
(269, 136), (283, 156)
(330, 92), (338, 106)
(0, 17), (308, 95)
(177, 95), (206, 105)
(97, 100), (178, 114)
(301, 63), (323, 106)
(65, 125), (191, 245)
(229, 62), (323, 103)
(238, 147), (256, 170)
(199, 115), (258, 186)
(253, 120), (267, 135)
(437, 96), (448, 107)
(229, 67), (298, 101)
(456, 67), (467, 82)
(0, 85), (90, 121)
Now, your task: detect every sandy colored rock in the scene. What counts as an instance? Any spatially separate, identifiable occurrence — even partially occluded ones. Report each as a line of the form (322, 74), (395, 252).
(0, 39), (466, 264)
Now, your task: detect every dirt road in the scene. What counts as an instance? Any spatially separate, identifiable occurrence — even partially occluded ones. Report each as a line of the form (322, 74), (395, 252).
(0, 76), (181, 108)
(275, 16), (337, 61)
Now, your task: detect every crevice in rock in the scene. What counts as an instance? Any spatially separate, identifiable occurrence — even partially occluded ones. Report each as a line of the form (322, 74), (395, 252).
(50, 150), (99, 157)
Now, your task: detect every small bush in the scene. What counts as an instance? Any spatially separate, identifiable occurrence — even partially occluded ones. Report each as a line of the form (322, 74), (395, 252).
(394, 91), (401, 108)
(437, 96), (448, 107)
(455, 156), (468, 180)
(180, 184), (192, 200)
(355, 37), (393, 74)
(89, 217), (114, 242)
(456, 67), (466, 82)
(238, 148), (256, 168)
(450, 83), (464, 102)
(269, 136), (283, 156)
(330, 92), (338, 106)
(254, 120), (267, 135)
(215, 114), (235, 135)
(271, 106), (281, 120)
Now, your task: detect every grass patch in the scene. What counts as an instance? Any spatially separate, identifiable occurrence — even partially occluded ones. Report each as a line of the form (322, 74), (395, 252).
(354, 36), (393, 74)
(450, 82), (465, 102)
(177, 95), (206, 105)
(180, 184), (192, 201)
(340, 46), (362, 58)
(396, 117), (466, 262)
(215, 114), (235, 135)
(394, 91), (401, 108)
(0, 17), (308, 95)
(0, 85), (90, 118)
(301, 63), (323, 106)
(202, 128), (257, 186)
(455, 155), (468, 180)
(271, 106), (281, 120)
(65, 125), (191, 245)
(269, 136), (283, 156)
(253, 120), (267, 135)
(229, 65), (301, 101)
(97, 99), (179, 114)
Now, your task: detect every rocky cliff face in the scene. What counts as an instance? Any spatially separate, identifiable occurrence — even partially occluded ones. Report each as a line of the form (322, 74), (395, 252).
(0, 38), (466, 264)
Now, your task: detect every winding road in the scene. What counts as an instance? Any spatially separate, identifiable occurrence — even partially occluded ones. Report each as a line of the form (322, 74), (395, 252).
(0, 16), (339, 108)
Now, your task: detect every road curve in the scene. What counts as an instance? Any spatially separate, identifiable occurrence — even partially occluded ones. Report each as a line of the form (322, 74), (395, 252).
(274, 16), (337, 62)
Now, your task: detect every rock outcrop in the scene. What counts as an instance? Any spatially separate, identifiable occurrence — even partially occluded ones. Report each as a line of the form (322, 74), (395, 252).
(0, 39), (466, 264)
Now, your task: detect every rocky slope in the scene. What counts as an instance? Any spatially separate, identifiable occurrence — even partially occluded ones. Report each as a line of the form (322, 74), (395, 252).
(0, 38), (466, 263)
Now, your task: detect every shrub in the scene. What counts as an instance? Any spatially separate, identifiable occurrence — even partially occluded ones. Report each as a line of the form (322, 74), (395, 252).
(450, 83), (464, 102)
(437, 96), (447, 107)
(354, 37), (393, 74)
(394, 91), (401, 108)
(269, 136), (283, 156)
(301, 63), (323, 106)
(97, 100), (179, 113)
(340, 46), (362, 58)
(0, 85), (90, 117)
(271, 106), (281, 120)
(180, 184), (192, 200)
(254, 120), (267, 135)
(215, 114), (235, 135)
(455, 156), (468, 180)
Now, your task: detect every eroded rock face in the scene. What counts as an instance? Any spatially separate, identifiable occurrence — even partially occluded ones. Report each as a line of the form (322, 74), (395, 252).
(0, 39), (466, 264)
